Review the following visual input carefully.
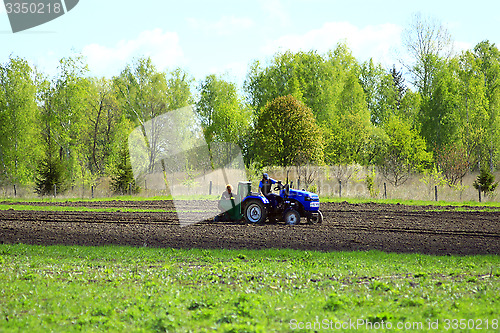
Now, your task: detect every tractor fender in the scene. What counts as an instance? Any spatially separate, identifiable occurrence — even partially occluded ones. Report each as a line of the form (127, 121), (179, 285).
(241, 195), (269, 205)
(282, 198), (305, 216)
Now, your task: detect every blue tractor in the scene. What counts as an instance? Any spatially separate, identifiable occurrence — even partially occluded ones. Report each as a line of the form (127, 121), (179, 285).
(217, 181), (323, 225)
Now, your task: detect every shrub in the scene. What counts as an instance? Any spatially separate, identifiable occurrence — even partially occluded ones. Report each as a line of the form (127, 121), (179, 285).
(110, 142), (139, 194)
(435, 144), (469, 186)
(473, 168), (498, 196)
(324, 293), (344, 311)
(365, 168), (379, 198)
(34, 150), (68, 196)
(307, 184), (318, 193)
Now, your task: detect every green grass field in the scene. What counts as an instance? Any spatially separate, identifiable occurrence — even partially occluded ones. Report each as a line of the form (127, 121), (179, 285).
(0, 244), (499, 332)
(0, 194), (216, 203)
(321, 197), (500, 208)
(2, 194), (500, 211)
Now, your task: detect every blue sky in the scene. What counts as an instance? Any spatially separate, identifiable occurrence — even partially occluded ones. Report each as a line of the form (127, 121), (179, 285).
(1, 0), (500, 88)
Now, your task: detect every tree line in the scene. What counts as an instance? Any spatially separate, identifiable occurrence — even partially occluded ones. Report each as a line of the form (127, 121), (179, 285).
(1, 14), (499, 194)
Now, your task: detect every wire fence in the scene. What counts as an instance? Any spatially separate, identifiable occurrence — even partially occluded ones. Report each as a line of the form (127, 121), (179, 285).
(1, 166), (499, 203)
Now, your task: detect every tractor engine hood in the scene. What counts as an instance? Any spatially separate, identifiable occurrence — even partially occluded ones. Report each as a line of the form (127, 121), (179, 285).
(287, 188), (319, 201)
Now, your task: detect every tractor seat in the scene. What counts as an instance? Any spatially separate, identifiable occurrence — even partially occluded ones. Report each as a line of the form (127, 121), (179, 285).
(283, 184), (290, 197)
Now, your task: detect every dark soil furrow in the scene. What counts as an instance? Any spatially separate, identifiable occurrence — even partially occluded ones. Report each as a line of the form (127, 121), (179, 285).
(0, 201), (499, 255)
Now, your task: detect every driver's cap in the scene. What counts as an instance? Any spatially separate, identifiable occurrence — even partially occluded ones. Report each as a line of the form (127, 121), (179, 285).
(263, 173), (269, 180)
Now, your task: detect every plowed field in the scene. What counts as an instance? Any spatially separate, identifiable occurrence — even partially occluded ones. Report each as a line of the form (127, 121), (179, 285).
(1, 200), (499, 255)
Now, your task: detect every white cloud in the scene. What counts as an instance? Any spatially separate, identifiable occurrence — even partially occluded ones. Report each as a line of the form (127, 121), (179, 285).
(454, 41), (473, 55)
(82, 28), (184, 77)
(187, 15), (254, 36)
(259, 0), (290, 27)
(262, 22), (403, 67)
(205, 61), (249, 86)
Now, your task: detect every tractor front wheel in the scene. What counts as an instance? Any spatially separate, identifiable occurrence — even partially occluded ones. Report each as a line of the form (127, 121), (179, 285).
(307, 211), (323, 224)
(284, 209), (300, 226)
(244, 200), (267, 224)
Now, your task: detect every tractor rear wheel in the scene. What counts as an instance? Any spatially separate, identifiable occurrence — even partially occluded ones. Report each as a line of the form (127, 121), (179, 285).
(284, 209), (300, 226)
(244, 200), (267, 224)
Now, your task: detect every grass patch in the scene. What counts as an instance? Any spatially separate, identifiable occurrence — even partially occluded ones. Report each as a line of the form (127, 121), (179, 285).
(0, 204), (172, 213)
(0, 204), (213, 213)
(0, 244), (498, 332)
(2, 192), (500, 209)
(0, 194), (220, 204)
(322, 196), (500, 208)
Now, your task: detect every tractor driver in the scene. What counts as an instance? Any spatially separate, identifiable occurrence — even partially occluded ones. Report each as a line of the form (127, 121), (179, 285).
(259, 173), (279, 208)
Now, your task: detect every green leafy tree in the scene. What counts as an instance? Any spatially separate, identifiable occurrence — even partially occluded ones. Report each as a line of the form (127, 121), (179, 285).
(360, 59), (385, 123)
(115, 59), (192, 176)
(402, 13), (456, 160)
(35, 76), (71, 195)
(82, 77), (121, 176)
(115, 58), (193, 174)
(0, 57), (40, 185)
(165, 68), (194, 111)
(115, 57), (170, 174)
(244, 47), (348, 125)
(402, 13), (453, 98)
(245, 45), (377, 166)
(390, 65), (407, 108)
(398, 89), (422, 130)
(371, 71), (399, 127)
(32, 55), (92, 194)
(324, 73), (373, 165)
(245, 52), (307, 119)
(254, 95), (323, 167)
(379, 116), (432, 186)
(417, 46), (497, 172)
(196, 74), (251, 154)
(457, 50), (490, 170)
(419, 58), (460, 150)
(50, 55), (93, 188)
(361, 61), (420, 130)
(473, 40), (500, 170)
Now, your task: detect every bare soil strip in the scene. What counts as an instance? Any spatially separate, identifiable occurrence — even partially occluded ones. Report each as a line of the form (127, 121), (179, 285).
(0, 201), (499, 255)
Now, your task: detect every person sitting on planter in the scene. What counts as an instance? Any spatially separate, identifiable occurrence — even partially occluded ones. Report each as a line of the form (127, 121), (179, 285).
(220, 184), (234, 200)
(216, 184), (236, 221)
